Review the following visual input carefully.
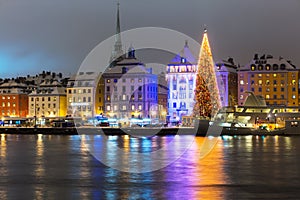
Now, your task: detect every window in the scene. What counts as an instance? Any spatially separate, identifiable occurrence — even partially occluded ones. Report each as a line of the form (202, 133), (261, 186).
(274, 95), (277, 99)
(131, 86), (134, 91)
(258, 74), (262, 77)
(122, 105), (127, 111)
(78, 89), (82, 94)
(83, 89), (86, 93)
(138, 79), (142, 83)
(273, 80), (277, 85)
(122, 78), (126, 83)
(48, 97), (51, 101)
(251, 64), (256, 71)
(266, 80), (270, 85)
(258, 65), (263, 70)
(107, 79), (111, 83)
(114, 79), (118, 83)
(240, 80), (244, 85)
(107, 105), (111, 111)
(106, 86), (110, 92)
(173, 102), (177, 108)
(258, 80), (262, 85)
(292, 95), (296, 99)
(113, 105), (118, 111)
(259, 88), (262, 92)
(273, 74), (277, 77)
(292, 80), (296, 85)
(138, 104), (142, 110)
(240, 95), (243, 100)
(88, 97), (91, 102)
(83, 97), (86, 102)
(173, 84), (177, 90)
(265, 64), (271, 70)
(131, 105), (135, 111)
(122, 94), (127, 101)
(281, 88), (284, 92)
(130, 79), (134, 83)
(274, 88), (277, 92)
(273, 64), (278, 70)
(88, 89), (91, 93)
(266, 95), (270, 99)
(122, 86), (126, 92)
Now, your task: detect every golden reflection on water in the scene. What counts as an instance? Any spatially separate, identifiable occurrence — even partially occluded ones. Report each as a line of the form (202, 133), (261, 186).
(0, 134), (7, 200)
(187, 137), (227, 200)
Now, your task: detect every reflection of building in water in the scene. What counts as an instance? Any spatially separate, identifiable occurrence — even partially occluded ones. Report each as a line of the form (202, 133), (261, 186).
(166, 41), (197, 121)
(238, 54), (299, 106)
(215, 58), (238, 107)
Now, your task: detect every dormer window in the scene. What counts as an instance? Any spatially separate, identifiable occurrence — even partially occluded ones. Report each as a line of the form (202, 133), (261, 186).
(181, 57), (186, 63)
(251, 64), (256, 71)
(258, 65), (263, 70)
(280, 64), (286, 70)
(265, 64), (271, 71)
(273, 64), (278, 70)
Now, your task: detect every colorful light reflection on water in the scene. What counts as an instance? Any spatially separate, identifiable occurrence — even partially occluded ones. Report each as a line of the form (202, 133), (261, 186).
(0, 134), (300, 199)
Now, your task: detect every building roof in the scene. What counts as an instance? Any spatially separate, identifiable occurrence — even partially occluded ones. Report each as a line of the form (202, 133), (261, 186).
(240, 54), (298, 71)
(169, 41), (197, 65)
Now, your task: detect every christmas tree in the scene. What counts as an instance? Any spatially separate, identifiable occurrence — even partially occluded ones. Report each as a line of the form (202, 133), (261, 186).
(193, 28), (221, 118)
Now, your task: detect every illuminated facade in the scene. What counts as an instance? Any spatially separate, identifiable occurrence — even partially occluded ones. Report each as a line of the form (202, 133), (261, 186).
(215, 58), (238, 107)
(103, 47), (158, 120)
(28, 80), (67, 118)
(238, 54), (299, 106)
(166, 41), (197, 120)
(0, 81), (29, 118)
(67, 72), (101, 118)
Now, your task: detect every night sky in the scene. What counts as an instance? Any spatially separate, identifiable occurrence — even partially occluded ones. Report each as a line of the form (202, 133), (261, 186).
(0, 0), (299, 77)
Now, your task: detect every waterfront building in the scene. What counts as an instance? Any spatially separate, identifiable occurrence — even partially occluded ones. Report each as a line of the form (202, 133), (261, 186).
(67, 72), (102, 119)
(166, 41), (197, 121)
(157, 72), (168, 123)
(0, 79), (29, 118)
(215, 58), (238, 107)
(238, 54), (299, 106)
(28, 79), (67, 120)
(103, 47), (158, 122)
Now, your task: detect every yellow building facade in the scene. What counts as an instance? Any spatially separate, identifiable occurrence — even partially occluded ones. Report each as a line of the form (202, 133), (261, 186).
(238, 54), (299, 107)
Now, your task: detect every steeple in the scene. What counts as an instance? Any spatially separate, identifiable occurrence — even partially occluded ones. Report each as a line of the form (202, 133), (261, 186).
(110, 2), (124, 65)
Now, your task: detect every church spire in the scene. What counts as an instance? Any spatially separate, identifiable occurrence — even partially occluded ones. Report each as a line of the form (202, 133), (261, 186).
(110, 2), (124, 65)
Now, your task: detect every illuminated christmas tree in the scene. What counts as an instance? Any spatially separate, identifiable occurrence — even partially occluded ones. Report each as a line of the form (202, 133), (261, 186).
(193, 28), (221, 118)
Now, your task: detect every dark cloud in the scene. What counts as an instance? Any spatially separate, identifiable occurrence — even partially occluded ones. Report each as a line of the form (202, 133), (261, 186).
(0, 0), (299, 77)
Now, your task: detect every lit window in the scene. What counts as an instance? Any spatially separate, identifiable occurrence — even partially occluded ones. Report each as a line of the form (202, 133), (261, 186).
(292, 80), (296, 85)
(122, 105), (127, 111)
(131, 105), (135, 111)
(138, 104), (142, 110)
(273, 74), (277, 77)
(292, 95), (296, 99)
(266, 95), (270, 99)
(107, 105), (111, 111)
(258, 80), (262, 85)
(240, 80), (244, 85)
(107, 79), (111, 83)
(240, 95), (243, 100)
(258, 74), (262, 77)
